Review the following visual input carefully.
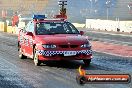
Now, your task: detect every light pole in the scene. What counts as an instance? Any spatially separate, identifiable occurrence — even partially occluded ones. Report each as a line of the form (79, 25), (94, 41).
(106, 7), (109, 20)
(106, 0), (111, 20)
(128, 3), (132, 14)
(89, 0), (98, 16)
(89, 0), (93, 14)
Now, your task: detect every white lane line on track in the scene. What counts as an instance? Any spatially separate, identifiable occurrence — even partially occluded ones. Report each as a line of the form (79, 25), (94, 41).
(93, 50), (132, 58)
(87, 30), (132, 37)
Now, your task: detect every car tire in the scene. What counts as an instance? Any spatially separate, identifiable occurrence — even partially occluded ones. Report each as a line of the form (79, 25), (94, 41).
(33, 47), (41, 66)
(83, 59), (91, 66)
(18, 46), (26, 59)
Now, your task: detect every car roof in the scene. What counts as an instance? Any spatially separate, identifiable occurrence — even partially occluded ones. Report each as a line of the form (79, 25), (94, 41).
(33, 18), (67, 23)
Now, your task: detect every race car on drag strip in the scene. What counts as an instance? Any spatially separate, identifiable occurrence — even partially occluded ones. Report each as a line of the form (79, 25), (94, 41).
(18, 15), (92, 66)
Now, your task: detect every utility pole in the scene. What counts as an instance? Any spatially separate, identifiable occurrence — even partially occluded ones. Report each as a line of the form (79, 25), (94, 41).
(89, 0), (98, 18)
(89, 0), (94, 14)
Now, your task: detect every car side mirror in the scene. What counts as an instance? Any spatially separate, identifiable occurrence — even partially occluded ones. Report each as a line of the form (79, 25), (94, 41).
(80, 31), (84, 35)
(26, 32), (33, 36)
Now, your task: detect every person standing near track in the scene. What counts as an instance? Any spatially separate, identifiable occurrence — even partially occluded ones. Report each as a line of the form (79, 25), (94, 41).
(12, 12), (19, 27)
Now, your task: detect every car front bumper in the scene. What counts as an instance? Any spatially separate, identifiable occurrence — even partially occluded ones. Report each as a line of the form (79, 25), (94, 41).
(36, 50), (92, 61)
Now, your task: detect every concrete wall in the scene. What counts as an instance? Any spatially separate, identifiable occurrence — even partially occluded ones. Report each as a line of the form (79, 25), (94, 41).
(86, 19), (132, 33)
(0, 21), (17, 34)
(72, 23), (85, 28)
(0, 20), (132, 35)
(0, 22), (4, 32)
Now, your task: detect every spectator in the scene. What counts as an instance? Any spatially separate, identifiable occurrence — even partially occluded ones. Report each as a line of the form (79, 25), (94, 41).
(12, 12), (19, 27)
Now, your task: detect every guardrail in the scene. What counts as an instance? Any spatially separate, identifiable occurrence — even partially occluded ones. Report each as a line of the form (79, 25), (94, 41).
(72, 23), (85, 28)
(0, 22), (4, 32)
(0, 20), (132, 34)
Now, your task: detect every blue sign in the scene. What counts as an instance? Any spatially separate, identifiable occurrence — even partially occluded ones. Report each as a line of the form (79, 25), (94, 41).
(33, 15), (46, 19)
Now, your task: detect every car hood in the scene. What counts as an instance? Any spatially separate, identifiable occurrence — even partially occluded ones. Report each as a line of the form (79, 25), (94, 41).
(35, 34), (88, 45)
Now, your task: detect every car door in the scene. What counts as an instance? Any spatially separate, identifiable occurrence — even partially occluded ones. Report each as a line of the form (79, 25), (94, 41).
(26, 22), (34, 58)
(23, 21), (34, 57)
(22, 22), (31, 55)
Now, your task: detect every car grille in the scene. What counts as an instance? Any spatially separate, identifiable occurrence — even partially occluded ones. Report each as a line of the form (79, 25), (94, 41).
(59, 45), (69, 48)
(70, 45), (78, 48)
(59, 45), (78, 48)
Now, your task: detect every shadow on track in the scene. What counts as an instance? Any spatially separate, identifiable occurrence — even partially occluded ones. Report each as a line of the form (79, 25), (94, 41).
(41, 60), (84, 69)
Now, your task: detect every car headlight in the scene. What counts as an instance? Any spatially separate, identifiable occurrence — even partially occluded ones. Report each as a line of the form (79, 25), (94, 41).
(81, 43), (91, 48)
(42, 44), (57, 49)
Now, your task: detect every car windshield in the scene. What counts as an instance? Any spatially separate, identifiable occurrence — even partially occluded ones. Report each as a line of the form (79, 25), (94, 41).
(36, 22), (80, 35)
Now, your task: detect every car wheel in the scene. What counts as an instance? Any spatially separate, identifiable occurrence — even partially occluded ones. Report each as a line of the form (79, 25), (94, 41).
(18, 46), (26, 59)
(33, 47), (41, 66)
(83, 59), (91, 66)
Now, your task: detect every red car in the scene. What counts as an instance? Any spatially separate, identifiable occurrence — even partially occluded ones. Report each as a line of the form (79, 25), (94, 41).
(18, 15), (92, 66)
